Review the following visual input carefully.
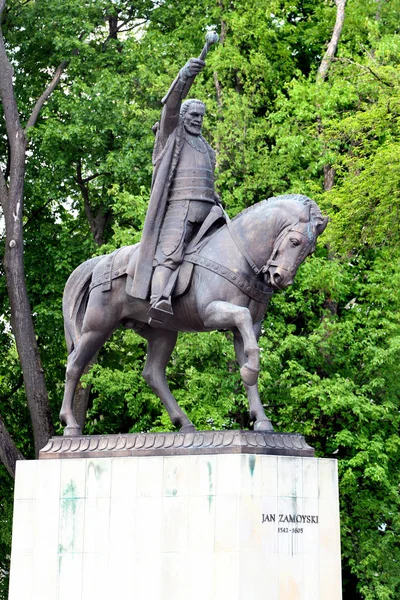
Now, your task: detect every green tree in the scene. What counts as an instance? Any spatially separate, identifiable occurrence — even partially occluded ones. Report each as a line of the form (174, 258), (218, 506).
(1, 1), (400, 598)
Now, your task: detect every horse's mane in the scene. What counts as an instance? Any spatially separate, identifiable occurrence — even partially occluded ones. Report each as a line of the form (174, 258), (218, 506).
(232, 194), (324, 224)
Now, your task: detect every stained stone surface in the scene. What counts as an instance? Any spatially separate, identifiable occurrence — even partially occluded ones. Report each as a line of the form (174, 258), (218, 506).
(9, 454), (342, 600)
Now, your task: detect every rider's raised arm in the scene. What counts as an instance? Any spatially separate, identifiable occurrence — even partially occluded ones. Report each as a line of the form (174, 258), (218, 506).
(156, 58), (205, 147)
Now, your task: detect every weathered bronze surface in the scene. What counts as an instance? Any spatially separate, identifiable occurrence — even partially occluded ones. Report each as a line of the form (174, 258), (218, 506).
(40, 430), (314, 459)
(59, 38), (328, 440)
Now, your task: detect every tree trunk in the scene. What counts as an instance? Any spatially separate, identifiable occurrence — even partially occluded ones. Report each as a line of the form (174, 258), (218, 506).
(0, 11), (54, 458)
(323, 164), (336, 191)
(0, 415), (25, 478)
(1, 135), (54, 457)
(76, 160), (110, 246)
(317, 0), (347, 84)
(316, 0), (347, 190)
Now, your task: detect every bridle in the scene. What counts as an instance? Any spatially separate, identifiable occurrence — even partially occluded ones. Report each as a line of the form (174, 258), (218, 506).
(224, 209), (315, 278)
(262, 221), (316, 275)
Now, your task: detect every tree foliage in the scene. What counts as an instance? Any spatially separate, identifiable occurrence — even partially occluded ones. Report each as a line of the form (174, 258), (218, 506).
(1, 0), (400, 598)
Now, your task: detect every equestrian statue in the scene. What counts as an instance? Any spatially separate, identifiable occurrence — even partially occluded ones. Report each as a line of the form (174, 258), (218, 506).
(60, 35), (328, 436)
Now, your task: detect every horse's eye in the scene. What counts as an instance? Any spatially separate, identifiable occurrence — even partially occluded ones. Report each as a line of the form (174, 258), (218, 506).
(290, 238), (301, 246)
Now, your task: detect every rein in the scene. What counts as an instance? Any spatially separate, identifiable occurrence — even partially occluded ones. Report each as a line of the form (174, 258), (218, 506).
(224, 214), (263, 276)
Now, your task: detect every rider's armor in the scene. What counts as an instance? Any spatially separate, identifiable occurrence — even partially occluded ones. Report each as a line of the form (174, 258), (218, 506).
(168, 135), (215, 203)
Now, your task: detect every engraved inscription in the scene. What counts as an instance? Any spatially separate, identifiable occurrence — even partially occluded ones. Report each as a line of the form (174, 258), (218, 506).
(262, 513), (319, 532)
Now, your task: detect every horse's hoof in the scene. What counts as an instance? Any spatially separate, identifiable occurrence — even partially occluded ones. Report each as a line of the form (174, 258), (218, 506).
(240, 364), (259, 387)
(179, 424), (196, 434)
(63, 425), (82, 437)
(254, 419), (274, 432)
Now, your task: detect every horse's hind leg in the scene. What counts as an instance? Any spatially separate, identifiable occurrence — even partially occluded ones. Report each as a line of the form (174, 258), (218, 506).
(141, 328), (196, 432)
(60, 329), (112, 436)
(234, 324), (274, 432)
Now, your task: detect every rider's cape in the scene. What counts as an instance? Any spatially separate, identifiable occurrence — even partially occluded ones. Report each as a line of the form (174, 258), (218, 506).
(128, 124), (185, 299)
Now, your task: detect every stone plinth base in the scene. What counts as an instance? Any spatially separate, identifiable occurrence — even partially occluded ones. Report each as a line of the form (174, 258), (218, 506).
(9, 452), (341, 600)
(40, 430), (314, 459)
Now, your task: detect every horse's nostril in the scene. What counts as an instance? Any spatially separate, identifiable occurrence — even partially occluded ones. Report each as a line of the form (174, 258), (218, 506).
(273, 272), (281, 283)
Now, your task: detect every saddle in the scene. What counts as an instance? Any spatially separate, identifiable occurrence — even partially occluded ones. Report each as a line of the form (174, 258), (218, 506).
(125, 204), (226, 303)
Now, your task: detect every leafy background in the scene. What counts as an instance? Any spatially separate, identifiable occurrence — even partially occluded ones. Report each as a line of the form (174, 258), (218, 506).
(1, 0), (400, 598)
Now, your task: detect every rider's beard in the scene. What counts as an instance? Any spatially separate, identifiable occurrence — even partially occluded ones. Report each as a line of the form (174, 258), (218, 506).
(184, 122), (202, 136)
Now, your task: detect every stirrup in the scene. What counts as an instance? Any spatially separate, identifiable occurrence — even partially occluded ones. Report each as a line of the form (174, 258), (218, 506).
(148, 296), (173, 326)
(153, 297), (173, 314)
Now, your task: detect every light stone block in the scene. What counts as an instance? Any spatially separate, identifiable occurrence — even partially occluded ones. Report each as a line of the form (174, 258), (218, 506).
(216, 454), (241, 495)
(135, 495), (163, 554)
(59, 496), (85, 554)
(8, 551), (33, 600)
(187, 494), (216, 552)
(81, 553), (109, 600)
(9, 453), (342, 600)
(35, 458), (61, 500)
(213, 552), (240, 600)
(137, 554), (161, 600)
(163, 455), (191, 497)
(215, 494), (239, 552)
(162, 496), (190, 553)
(83, 497), (110, 553)
(111, 456), (138, 498)
(137, 455), (163, 497)
(189, 454), (217, 496)
(86, 457), (112, 498)
(14, 459), (36, 500)
(109, 496), (136, 553)
(58, 552), (83, 600)
(11, 500), (35, 553)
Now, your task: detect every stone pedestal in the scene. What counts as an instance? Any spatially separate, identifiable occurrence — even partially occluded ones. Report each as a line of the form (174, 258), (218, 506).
(9, 436), (342, 600)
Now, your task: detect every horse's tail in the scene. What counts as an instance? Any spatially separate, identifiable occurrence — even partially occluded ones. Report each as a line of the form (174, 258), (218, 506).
(62, 255), (104, 355)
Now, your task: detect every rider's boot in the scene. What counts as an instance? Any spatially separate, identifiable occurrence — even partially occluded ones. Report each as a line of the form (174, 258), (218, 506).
(148, 266), (174, 325)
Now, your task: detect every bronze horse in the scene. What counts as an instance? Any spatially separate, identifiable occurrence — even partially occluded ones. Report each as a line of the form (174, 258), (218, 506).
(60, 194), (328, 436)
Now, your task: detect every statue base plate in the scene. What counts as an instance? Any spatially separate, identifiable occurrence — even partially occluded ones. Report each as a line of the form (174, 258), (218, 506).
(39, 430), (314, 459)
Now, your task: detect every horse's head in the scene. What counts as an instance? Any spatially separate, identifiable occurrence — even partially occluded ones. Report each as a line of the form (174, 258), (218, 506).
(263, 197), (328, 289)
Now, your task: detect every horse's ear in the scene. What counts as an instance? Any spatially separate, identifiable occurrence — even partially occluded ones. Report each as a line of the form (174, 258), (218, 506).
(316, 216), (329, 236)
(298, 204), (311, 223)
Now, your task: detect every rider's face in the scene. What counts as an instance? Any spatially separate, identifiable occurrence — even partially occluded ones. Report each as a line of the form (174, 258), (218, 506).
(183, 104), (205, 136)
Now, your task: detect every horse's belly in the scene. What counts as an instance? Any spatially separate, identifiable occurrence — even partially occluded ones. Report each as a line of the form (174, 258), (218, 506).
(167, 293), (207, 332)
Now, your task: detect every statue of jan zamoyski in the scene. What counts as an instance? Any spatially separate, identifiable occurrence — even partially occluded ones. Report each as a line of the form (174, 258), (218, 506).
(129, 40), (223, 324)
(59, 33), (328, 437)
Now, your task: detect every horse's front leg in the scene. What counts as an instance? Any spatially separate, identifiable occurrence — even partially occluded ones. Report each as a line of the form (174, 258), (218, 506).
(234, 324), (274, 432)
(203, 301), (260, 387)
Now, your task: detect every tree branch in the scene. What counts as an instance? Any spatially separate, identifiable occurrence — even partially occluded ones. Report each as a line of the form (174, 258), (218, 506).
(333, 57), (394, 87)
(317, 0), (347, 83)
(118, 19), (148, 34)
(0, 0), (6, 18)
(79, 172), (110, 184)
(25, 60), (68, 132)
(0, 414), (25, 479)
(102, 9), (149, 48)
